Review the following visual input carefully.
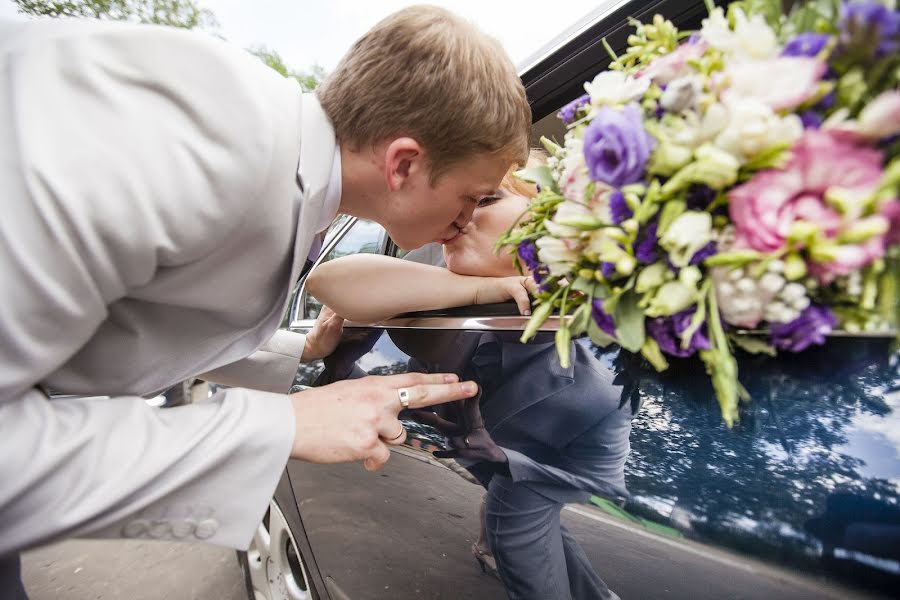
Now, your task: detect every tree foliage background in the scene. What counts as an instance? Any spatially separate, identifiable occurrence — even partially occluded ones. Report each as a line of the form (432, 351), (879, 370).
(13, 0), (217, 30)
(12, 0), (325, 89)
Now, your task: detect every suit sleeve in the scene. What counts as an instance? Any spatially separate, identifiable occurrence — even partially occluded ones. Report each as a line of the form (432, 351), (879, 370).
(0, 21), (298, 554)
(503, 406), (632, 502)
(200, 330), (307, 393)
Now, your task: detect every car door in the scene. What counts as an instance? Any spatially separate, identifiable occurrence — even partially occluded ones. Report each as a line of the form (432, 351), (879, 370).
(286, 216), (899, 600)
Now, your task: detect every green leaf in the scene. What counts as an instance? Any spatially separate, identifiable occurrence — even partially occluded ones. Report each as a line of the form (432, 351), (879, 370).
(555, 326), (572, 368)
(569, 302), (592, 336)
(588, 320), (617, 347)
(612, 290), (646, 353)
(730, 334), (777, 356)
(515, 166), (558, 194)
(520, 298), (555, 343)
(640, 337), (670, 372)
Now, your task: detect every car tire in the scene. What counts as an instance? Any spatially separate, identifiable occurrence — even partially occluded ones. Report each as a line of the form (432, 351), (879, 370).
(237, 499), (317, 600)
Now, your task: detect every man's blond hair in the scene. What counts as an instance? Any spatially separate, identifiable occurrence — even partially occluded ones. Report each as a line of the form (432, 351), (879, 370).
(317, 5), (531, 182)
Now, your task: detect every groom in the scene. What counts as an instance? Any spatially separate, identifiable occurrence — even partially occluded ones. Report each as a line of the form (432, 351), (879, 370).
(0, 4), (530, 593)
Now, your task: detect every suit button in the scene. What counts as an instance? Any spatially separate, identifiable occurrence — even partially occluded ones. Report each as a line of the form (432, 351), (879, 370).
(148, 520), (172, 539)
(194, 518), (218, 539)
(123, 519), (150, 538)
(171, 519), (196, 539)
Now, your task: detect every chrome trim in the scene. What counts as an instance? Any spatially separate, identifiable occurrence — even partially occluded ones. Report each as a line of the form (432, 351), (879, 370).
(291, 314), (899, 338)
(290, 216), (359, 324)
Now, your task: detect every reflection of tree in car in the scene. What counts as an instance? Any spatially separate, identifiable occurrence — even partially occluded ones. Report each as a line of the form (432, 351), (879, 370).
(619, 337), (899, 587)
(306, 153), (635, 600)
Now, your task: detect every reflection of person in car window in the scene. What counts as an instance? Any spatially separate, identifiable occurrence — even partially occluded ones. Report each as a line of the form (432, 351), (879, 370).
(307, 152), (633, 600)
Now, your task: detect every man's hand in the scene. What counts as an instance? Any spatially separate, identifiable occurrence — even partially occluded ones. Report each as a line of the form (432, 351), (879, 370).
(289, 372), (478, 471)
(300, 306), (344, 361)
(409, 394), (507, 464)
(473, 276), (535, 316)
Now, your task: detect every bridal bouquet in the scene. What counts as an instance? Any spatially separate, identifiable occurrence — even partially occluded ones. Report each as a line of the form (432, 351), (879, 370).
(500, 0), (900, 425)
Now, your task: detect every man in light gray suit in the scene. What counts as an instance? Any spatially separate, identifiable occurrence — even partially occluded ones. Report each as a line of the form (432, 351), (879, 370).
(0, 5), (531, 596)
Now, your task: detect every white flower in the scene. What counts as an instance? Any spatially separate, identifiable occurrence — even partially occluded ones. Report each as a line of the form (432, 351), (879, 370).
(700, 7), (778, 61)
(536, 236), (580, 276)
(859, 91), (900, 139)
(659, 211), (713, 268)
(714, 98), (803, 162)
(720, 57), (826, 111)
(660, 76), (703, 113)
(584, 71), (650, 106)
(825, 91), (900, 140)
(546, 201), (591, 237)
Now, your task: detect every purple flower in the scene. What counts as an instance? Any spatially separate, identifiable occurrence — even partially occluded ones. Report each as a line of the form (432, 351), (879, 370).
(601, 262), (617, 279)
(841, 1), (900, 56)
(635, 222), (659, 264)
(769, 304), (838, 352)
(517, 241), (549, 284)
(646, 308), (710, 358)
(816, 90), (836, 111)
(591, 299), (617, 337)
(609, 190), (633, 224)
(686, 185), (716, 211)
(800, 111), (824, 129)
(689, 241), (717, 266)
(782, 33), (831, 57)
(518, 241), (541, 272)
(558, 94), (590, 125)
(583, 104), (655, 188)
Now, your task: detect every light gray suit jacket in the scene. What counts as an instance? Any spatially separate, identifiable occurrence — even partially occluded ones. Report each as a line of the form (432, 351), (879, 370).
(0, 18), (337, 555)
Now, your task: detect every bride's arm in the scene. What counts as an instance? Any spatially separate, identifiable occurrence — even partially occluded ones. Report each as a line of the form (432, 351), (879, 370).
(305, 254), (532, 323)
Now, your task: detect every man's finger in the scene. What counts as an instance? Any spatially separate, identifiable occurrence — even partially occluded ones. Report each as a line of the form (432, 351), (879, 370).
(381, 371), (460, 387)
(402, 381), (478, 410)
(364, 442), (391, 471)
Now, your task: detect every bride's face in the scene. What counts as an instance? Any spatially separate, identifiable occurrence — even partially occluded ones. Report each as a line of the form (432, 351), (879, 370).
(442, 188), (530, 277)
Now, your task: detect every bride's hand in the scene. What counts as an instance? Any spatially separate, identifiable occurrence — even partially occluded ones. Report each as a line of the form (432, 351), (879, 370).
(473, 275), (535, 316)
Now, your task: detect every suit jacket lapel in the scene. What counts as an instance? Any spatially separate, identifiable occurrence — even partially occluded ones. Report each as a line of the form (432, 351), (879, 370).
(482, 341), (575, 433)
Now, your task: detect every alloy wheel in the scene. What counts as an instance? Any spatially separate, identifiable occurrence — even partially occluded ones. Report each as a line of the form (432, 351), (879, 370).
(245, 499), (313, 600)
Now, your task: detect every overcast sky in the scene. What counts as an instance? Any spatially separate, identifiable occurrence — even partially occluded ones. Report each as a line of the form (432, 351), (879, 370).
(0, 0), (610, 73)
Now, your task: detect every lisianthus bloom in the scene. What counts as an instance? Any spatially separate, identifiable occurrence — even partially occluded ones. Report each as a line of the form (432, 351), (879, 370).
(659, 211), (713, 268)
(558, 94), (590, 125)
(769, 304), (837, 352)
(826, 90), (900, 141)
(715, 98), (803, 162)
(583, 71), (650, 106)
(840, 0), (900, 57)
(535, 236), (580, 276)
(700, 7), (778, 60)
(728, 131), (885, 279)
(782, 32), (831, 57)
(583, 104), (655, 187)
(646, 308), (710, 357)
(640, 41), (707, 84)
(591, 300), (617, 337)
(720, 57), (826, 111)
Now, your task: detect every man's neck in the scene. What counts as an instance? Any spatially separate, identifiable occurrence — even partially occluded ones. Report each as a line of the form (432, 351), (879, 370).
(337, 146), (382, 220)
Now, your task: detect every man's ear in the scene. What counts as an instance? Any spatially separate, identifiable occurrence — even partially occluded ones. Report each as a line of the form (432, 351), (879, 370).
(383, 137), (425, 192)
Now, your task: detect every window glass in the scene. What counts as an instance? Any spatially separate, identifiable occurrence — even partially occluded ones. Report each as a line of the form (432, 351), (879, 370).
(303, 219), (388, 319)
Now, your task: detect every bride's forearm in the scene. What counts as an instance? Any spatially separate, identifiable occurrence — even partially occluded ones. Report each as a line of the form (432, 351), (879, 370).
(305, 254), (483, 323)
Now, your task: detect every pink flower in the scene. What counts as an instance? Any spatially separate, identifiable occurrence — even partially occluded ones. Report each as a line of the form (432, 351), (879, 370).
(720, 57), (826, 111)
(729, 131), (887, 280)
(640, 41), (707, 84)
(881, 199), (900, 247)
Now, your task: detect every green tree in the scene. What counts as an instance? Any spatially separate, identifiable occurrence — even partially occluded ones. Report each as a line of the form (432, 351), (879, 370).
(249, 46), (326, 92)
(13, 0), (217, 30)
